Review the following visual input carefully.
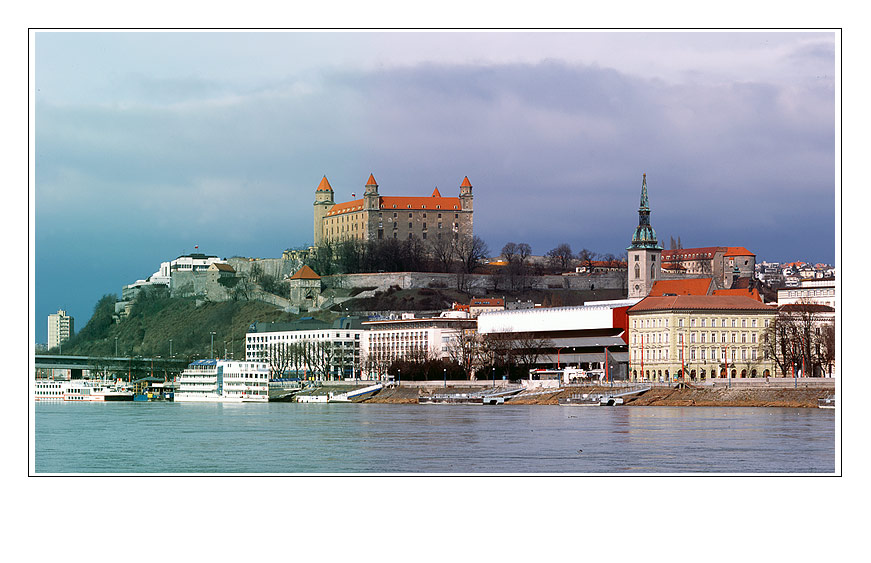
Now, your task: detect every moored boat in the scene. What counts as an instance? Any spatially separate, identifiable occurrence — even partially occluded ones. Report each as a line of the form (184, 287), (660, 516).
(174, 359), (269, 402)
(34, 379), (134, 402)
(818, 395), (835, 409)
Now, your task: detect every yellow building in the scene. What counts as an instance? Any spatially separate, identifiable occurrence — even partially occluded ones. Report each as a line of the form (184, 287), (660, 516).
(627, 295), (777, 382)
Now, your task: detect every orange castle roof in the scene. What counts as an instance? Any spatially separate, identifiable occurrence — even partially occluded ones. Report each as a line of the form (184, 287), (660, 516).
(460, 176), (472, 187)
(290, 265), (321, 280)
(432, 187), (442, 197)
(316, 176), (333, 192)
(366, 173), (378, 186)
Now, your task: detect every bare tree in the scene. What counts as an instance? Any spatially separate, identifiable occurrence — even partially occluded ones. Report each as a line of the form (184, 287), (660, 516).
(266, 342), (294, 379)
(577, 248), (599, 273)
(546, 243), (575, 272)
(455, 234), (490, 274)
(445, 329), (481, 379)
(427, 234), (456, 273)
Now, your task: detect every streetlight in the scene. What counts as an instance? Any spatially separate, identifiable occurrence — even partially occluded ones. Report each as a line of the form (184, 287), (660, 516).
(115, 337), (119, 357)
(210, 332), (216, 359)
(492, 366), (496, 389)
(169, 339), (173, 358)
(444, 368), (447, 389)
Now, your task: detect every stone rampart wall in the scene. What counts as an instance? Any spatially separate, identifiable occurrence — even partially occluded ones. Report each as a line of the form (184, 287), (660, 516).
(323, 271), (629, 293)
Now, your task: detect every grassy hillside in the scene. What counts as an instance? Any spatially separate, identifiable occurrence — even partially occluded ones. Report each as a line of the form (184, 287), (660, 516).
(54, 293), (335, 360)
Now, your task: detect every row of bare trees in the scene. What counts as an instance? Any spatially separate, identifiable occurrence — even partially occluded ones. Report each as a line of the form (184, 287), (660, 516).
(265, 340), (359, 380)
(304, 235), (490, 278)
(763, 301), (835, 377)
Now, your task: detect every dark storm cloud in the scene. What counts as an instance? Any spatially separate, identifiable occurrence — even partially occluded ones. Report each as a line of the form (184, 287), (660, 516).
(34, 39), (835, 343)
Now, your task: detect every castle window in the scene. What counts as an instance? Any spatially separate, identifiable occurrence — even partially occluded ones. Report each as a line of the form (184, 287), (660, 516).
(408, 222), (412, 229)
(409, 213), (412, 218)
(436, 205), (440, 209)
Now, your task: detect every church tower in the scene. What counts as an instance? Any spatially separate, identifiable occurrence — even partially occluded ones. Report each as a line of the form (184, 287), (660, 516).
(313, 176), (335, 246)
(627, 173), (663, 298)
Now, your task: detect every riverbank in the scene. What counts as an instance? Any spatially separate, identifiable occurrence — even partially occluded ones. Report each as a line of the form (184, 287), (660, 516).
(363, 383), (834, 408)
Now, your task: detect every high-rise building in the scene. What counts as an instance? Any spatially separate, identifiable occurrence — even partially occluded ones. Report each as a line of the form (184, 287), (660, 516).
(48, 309), (74, 351)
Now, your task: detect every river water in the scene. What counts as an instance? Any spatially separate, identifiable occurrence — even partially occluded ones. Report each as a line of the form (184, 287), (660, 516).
(33, 402), (836, 473)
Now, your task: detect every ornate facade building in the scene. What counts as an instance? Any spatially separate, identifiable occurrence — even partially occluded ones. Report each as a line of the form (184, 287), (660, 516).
(313, 173), (474, 246)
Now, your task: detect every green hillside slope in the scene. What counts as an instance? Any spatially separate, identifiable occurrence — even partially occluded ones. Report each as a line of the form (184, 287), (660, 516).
(53, 293), (334, 361)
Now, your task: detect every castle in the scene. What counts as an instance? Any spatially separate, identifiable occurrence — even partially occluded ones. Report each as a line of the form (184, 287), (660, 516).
(313, 174), (474, 246)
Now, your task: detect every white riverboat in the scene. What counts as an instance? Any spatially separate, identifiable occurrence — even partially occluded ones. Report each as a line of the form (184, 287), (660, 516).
(174, 359), (269, 402)
(34, 379), (135, 402)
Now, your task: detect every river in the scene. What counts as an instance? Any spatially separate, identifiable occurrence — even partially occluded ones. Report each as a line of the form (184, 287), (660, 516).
(33, 402), (835, 473)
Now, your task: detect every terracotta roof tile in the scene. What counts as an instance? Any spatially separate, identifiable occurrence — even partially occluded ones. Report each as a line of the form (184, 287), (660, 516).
(316, 176), (333, 192)
(379, 196), (461, 210)
(432, 187), (442, 197)
(724, 247), (755, 257)
(366, 173), (378, 186)
(712, 288), (762, 302)
(460, 176), (472, 187)
(649, 278), (714, 296)
(290, 265), (321, 280)
(629, 294), (775, 313)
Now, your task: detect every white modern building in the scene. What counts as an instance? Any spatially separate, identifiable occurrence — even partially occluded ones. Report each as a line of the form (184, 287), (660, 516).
(246, 318), (367, 380)
(477, 299), (635, 378)
(362, 313), (476, 379)
(47, 309), (74, 351)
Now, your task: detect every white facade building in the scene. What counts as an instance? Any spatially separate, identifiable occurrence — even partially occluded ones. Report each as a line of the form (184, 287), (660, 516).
(777, 279), (836, 308)
(362, 314), (476, 379)
(47, 309), (74, 350)
(246, 319), (367, 380)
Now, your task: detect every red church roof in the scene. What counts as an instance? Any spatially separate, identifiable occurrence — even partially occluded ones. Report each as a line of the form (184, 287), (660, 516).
(648, 278), (714, 296)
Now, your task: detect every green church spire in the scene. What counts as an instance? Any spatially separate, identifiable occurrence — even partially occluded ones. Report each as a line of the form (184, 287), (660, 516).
(628, 173), (662, 251)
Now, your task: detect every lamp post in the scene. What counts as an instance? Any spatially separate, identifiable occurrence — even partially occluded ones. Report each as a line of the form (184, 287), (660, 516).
(556, 347), (565, 369)
(169, 339), (173, 358)
(210, 332), (216, 359)
(492, 366), (496, 389)
(444, 368), (447, 389)
(115, 337), (119, 357)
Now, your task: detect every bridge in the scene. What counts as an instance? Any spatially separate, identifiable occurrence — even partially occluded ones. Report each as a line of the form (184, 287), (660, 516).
(34, 354), (192, 379)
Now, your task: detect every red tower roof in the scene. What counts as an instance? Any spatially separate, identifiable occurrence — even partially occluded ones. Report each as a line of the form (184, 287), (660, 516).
(316, 176), (333, 192)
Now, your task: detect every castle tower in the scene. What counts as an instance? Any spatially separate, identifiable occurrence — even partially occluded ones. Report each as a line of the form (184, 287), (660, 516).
(363, 173), (380, 210)
(313, 176), (335, 246)
(459, 176), (473, 210)
(627, 173), (663, 299)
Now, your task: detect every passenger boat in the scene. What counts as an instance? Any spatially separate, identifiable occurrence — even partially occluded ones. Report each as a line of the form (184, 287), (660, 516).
(33, 379), (134, 402)
(174, 359), (269, 402)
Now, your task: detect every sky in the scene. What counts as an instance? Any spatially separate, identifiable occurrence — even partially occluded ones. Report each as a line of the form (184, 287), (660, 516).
(32, 30), (837, 344)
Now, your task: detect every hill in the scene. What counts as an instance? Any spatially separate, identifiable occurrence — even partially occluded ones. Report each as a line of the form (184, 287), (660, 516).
(54, 293), (335, 361)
